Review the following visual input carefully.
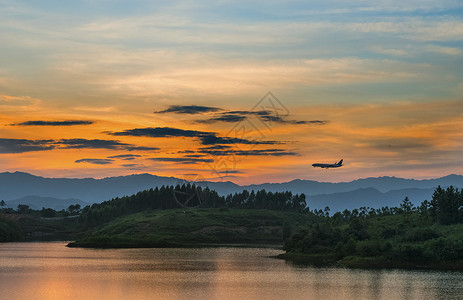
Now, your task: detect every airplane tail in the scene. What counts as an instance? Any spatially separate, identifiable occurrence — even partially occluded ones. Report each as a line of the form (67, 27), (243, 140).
(337, 159), (343, 165)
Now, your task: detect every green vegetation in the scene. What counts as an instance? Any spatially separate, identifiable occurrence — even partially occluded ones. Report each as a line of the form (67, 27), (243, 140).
(0, 203), (82, 242)
(68, 208), (314, 248)
(283, 186), (463, 270)
(0, 217), (22, 242)
(69, 185), (309, 247)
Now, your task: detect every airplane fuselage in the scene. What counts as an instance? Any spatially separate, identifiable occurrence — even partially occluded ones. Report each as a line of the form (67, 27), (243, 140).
(312, 159), (343, 169)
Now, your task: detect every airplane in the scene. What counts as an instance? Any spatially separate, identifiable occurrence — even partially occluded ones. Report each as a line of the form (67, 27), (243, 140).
(312, 159), (343, 169)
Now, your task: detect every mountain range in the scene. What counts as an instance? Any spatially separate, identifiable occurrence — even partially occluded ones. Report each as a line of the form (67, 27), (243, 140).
(1, 172), (462, 212)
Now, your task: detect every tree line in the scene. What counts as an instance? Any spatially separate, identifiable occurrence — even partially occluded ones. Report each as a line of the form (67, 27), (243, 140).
(0, 202), (81, 218)
(79, 184), (307, 226)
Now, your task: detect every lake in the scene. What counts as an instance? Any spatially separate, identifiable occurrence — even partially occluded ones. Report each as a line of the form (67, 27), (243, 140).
(0, 242), (462, 299)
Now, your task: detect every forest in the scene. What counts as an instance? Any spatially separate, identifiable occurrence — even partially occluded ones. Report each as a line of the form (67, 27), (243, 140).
(283, 186), (463, 269)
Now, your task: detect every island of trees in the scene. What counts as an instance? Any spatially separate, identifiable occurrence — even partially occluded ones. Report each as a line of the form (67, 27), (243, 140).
(1, 184), (462, 270)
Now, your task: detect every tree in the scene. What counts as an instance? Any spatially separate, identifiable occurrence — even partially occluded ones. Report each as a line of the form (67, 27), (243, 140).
(41, 207), (56, 218)
(67, 204), (81, 215)
(0, 200), (5, 208)
(430, 186), (461, 224)
(324, 206), (331, 218)
(17, 204), (31, 214)
(400, 197), (414, 215)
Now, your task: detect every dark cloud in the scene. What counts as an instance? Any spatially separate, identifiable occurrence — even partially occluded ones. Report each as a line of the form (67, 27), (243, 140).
(125, 146), (160, 151)
(59, 139), (129, 149)
(109, 127), (213, 138)
(199, 148), (299, 156)
(307, 120), (329, 125)
(13, 120), (93, 126)
(178, 150), (196, 153)
(181, 173), (200, 176)
(108, 127), (280, 146)
(259, 115), (329, 125)
(0, 138), (55, 153)
(0, 138), (159, 153)
(75, 158), (114, 165)
(183, 154), (207, 158)
(149, 157), (214, 164)
(156, 105), (221, 114)
(215, 170), (243, 174)
(195, 110), (269, 124)
(227, 110), (271, 116)
(194, 109), (328, 126)
(196, 114), (246, 124)
(200, 145), (232, 150)
(58, 139), (159, 151)
(107, 154), (142, 160)
(198, 134), (279, 146)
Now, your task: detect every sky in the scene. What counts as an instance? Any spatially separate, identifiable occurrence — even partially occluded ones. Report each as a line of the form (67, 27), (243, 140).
(1, 0), (462, 184)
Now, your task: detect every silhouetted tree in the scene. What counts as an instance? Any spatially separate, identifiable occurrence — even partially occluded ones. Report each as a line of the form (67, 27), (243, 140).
(400, 197), (413, 215)
(17, 204), (31, 214)
(430, 186), (462, 224)
(41, 207), (56, 218)
(67, 204), (81, 215)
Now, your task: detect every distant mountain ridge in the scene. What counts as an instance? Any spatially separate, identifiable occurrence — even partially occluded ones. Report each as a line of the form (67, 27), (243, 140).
(306, 187), (436, 212)
(1, 172), (462, 212)
(237, 174), (463, 195)
(0, 172), (180, 203)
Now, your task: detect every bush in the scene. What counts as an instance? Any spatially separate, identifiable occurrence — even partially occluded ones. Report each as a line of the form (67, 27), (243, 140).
(0, 219), (22, 242)
(425, 238), (463, 261)
(403, 227), (438, 242)
(397, 244), (427, 262)
(358, 241), (382, 257)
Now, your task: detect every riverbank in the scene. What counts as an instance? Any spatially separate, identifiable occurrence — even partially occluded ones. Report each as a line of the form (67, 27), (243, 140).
(278, 252), (463, 271)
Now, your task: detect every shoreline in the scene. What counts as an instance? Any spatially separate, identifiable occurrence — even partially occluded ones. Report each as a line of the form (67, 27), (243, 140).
(277, 252), (463, 272)
(66, 240), (283, 249)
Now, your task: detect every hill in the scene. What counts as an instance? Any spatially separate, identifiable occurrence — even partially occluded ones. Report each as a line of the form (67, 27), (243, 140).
(68, 208), (313, 248)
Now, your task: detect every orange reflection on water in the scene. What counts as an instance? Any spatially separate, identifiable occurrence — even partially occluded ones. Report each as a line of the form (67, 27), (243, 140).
(1, 242), (462, 300)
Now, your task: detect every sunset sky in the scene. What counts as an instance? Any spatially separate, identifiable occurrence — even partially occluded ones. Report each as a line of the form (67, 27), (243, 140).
(1, 0), (462, 184)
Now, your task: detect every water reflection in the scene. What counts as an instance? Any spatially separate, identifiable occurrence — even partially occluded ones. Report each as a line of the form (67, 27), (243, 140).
(0, 242), (462, 300)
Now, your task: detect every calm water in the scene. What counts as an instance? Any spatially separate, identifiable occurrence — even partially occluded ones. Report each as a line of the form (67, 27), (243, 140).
(0, 242), (462, 300)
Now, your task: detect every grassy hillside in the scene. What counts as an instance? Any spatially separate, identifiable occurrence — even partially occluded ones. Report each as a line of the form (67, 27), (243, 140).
(68, 208), (315, 248)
